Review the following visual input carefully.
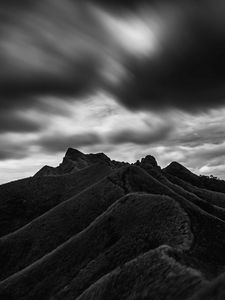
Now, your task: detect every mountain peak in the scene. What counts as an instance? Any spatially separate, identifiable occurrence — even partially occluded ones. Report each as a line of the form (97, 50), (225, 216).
(163, 161), (200, 185)
(34, 148), (120, 177)
(65, 148), (85, 160)
(141, 155), (158, 167)
(164, 161), (193, 174)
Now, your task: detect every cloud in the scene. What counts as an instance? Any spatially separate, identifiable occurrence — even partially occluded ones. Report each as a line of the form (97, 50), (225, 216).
(167, 111), (225, 148)
(0, 0), (110, 134)
(1, 1), (225, 114)
(38, 132), (102, 154)
(108, 123), (172, 145)
(1, 0), (225, 125)
(110, 1), (225, 112)
(189, 144), (225, 164)
(0, 137), (29, 160)
(0, 149), (27, 161)
(0, 110), (43, 133)
(91, 0), (150, 10)
(0, 1), (104, 101)
(171, 126), (225, 148)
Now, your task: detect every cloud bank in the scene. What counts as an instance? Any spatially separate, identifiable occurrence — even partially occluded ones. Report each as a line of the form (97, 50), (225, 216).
(1, 1), (225, 120)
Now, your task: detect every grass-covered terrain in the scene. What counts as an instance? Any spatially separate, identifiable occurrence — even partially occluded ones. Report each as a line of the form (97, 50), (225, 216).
(0, 162), (112, 237)
(1, 148), (225, 299)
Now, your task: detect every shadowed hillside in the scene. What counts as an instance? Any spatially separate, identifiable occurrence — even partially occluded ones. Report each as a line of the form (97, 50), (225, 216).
(0, 162), (112, 237)
(1, 148), (225, 299)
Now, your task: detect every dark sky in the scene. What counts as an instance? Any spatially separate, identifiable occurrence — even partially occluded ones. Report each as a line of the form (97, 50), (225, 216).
(1, 0), (225, 183)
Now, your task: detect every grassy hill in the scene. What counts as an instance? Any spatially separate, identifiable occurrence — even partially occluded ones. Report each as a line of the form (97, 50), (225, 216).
(0, 162), (112, 237)
(1, 148), (225, 299)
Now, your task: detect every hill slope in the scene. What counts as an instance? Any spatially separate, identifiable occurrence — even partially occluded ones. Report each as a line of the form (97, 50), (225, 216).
(1, 148), (225, 299)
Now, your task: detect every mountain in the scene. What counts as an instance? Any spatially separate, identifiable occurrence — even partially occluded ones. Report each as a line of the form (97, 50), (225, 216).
(1, 148), (225, 299)
(35, 148), (127, 177)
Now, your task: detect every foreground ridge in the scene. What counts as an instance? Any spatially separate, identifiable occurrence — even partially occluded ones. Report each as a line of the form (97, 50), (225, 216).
(1, 148), (225, 299)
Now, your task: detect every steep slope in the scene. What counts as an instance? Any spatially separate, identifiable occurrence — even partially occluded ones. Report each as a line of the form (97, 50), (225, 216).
(164, 162), (200, 185)
(139, 160), (225, 222)
(0, 164), (192, 280)
(0, 169), (125, 280)
(0, 193), (193, 299)
(0, 161), (112, 237)
(76, 246), (205, 300)
(2, 163), (225, 282)
(54, 197), (225, 300)
(164, 161), (225, 194)
(165, 172), (225, 209)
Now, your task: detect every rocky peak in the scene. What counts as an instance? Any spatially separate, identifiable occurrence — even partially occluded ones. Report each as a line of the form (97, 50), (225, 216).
(140, 155), (158, 167)
(136, 155), (161, 179)
(164, 161), (193, 175)
(34, 149), (159, 178)
(163, 161), (200, 185)
(34, 148), (119, 177)
(65, 148), (85, 160)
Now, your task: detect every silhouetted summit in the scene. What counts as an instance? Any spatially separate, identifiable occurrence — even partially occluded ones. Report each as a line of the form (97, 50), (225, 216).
(1, 148), (225, 299)
(164, 161), (198, 180)
(35, 148), (120, 177)
(65, 147), (84, 159)
(141, 155), (158, 167)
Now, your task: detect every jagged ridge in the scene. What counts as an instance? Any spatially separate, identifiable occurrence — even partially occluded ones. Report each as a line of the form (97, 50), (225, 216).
(1, 148), (225, 299)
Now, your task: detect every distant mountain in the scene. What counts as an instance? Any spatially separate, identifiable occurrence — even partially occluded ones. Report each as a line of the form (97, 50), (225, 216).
(1, 148), (225, 299)
(35, 148), (127, 177)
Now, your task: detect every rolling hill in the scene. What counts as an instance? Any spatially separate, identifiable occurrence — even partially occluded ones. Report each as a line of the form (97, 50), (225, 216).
(1, 148), (225, 299)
